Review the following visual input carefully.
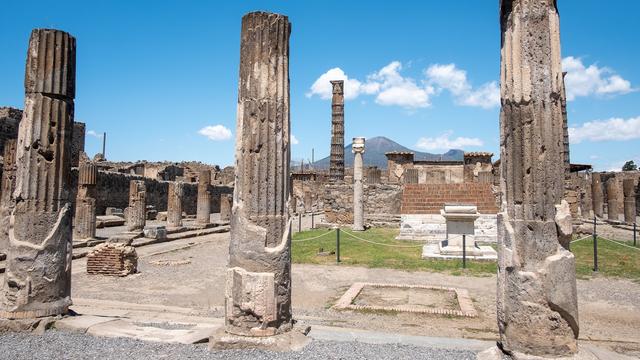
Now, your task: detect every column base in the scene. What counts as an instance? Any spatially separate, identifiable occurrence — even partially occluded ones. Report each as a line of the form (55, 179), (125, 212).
(209, 325), (310, 352)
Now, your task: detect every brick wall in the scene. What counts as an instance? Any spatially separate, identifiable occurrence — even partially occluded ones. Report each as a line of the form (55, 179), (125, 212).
(401, 183), (499, 215)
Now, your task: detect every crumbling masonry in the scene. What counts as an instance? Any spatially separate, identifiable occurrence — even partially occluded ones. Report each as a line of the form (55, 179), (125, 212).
(329, 80), (345, 181)
(0, 139), (17, 255)
(73, 163), (98, 240)
(0, 29), (76, 319)
(224, 12), (293, 337)
(497, 0), (579, 357)
(167, 181), (184, 228)
(126, 180), (146, 232)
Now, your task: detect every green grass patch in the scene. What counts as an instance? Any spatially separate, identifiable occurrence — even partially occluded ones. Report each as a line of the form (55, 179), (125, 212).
(571, 237), (640, 280)
(292, 228), (496, 276)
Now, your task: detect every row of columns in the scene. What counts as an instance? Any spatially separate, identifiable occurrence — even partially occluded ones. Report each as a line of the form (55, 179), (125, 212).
(592, 173), (637, 223)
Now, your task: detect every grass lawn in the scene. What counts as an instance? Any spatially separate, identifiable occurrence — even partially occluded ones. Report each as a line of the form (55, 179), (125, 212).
(292, 227), (497, 276)
(292, 228), (640, 279)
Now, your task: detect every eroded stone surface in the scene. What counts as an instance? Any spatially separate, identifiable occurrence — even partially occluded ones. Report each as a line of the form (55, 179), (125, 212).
(86, 243), (137, 277)
(196, 170), (211, 225)
(498, 1), (579, 356)
(329, 80), (345, 181)
(220, 194), (231, 222)
(0, 139), (17, 255)
(0, 29), (76, 319)
(591, 173), (604, 218)
(225, 11), (292, 338)
(622, 179), (636, 224)
(167, 182), (183, 229)
(74, 163), (98, 240)
(126, 180), (146, 232)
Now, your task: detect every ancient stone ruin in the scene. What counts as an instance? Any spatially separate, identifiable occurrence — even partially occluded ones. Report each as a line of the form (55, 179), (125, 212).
(329, 80), (345, 181)
(86, 243), (137, 277)
(591, 173), (604, 218)
(126, 180), (146, 232)
(623, 179), (637, 224)
(220, 11), (293, 341)
(352, 137), (365, 231)
(0, 29), (76, 319)
(497, 0), (579, 357)
(197, 169), (211, 225)
(220, 193), (231, 222)
(74, 163), (98, 241)
(0, 139), (17, 256)
(167, 181), (184, 229)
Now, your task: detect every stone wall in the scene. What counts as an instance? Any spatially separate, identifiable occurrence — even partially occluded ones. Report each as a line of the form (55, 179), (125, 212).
(401, 183), (499, 215)
(323, 182), (402, 226)
(69, 170), (232, 216)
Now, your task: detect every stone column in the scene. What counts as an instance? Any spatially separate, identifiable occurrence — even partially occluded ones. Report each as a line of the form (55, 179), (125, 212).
(167, 182), (183, 228)
(196, 170), (211, 225)
(73, 163), (98, 240)
(352, 137), (365, 231)
(329, 80), (345, 181)
(606, 178), (622, 221)
(220, 194), (232, 222)
(497, 1), (579, 357)
(224, 11), (292, 338)
(126, 180), (146, 232)
(303, 191), (312, 213)
(623, 179), (637, 224)
(592, 173), (604, 218)
(0, 29), (76, 319)
(0, 139), (17, 255)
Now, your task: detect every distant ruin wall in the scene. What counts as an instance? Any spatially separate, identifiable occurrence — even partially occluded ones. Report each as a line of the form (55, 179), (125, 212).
(70, 170), (232, 215)
(323, 183), (402, 226)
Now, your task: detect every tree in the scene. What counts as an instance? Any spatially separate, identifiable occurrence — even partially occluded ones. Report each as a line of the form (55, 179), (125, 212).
(622, 160), (637, 171)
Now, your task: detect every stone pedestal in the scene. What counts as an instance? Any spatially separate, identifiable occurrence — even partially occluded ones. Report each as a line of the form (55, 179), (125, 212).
(126, 180), (146, 232)
(352, 137), (365, 231)
(196, 170), (211, 225)
(623, 179), (637, 224)
(74, 163), (98, 240)
(222, 11), (296, 341)
(167, 182), (183, 229)
(496, 1), (579, 357)
(0, 29), (76, 319)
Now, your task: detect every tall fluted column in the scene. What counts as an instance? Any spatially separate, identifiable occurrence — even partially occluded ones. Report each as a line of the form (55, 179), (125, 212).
(126, 180), (146, 232)
(623, 179), (637, 224)
(497, 1), (579, 357)
(74, 163), (98, 240)
(352, 137), (365, 231)
(167, 181), (183, 228)
(0, 29), (76, 319)
(329, 80), (345, 181)
(196, 170), (211, 225)
(0, 139), (17, 255)
(225, 11), (292, 337)
(592, 173), (604, 218)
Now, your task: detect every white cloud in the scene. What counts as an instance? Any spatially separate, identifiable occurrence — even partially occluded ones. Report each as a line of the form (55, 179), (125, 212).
(569, 116), (640, 144)
(425, 64), (500, 109)
(291, 134), (299, 145)
(198, 125), (232, 141)
(306, 61), (434, 109)
(562, 57), (634, 101)
(415, 131), (484, 151)
(87, 130), (103, 139)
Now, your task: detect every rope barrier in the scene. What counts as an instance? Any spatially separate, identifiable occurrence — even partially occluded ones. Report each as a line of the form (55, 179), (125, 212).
(340, 229), (425, 248)
(570, 235), (592, 244)
(599, 236), (640, 252)
(291, 229), (336, 243)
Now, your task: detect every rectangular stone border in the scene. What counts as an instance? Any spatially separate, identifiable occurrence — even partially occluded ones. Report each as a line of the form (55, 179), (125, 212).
(333, 282), (477, 318)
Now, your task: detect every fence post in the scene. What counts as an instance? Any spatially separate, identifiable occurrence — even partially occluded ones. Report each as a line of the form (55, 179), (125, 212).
(311, 212), (315, 229)
(336, 228), (341, 264)
(462, 235), (467, 269)
(634, 222), (637, 247)
(298, 213), (302, 233)
(593, 217), (598, 272)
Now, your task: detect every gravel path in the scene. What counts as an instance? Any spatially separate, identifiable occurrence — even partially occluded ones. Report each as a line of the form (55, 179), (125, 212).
(0, 330), (476, 360)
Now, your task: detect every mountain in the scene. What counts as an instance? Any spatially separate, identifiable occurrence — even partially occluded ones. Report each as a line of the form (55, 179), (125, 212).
(311, 136), (464, 169)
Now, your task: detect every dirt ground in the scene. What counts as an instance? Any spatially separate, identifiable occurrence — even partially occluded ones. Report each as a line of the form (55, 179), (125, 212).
(68, 232), (640, 357)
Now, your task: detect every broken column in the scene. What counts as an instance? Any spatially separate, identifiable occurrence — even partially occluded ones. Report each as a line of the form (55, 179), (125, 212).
(329, 80), (345, 181)
(623, 179), (636, 224)
(196, 170), (211, 225)
(167, 181), (183, 228)
(126, 180), (146, 232)
(0, 139), (17, 255)
(592, 173), (604, 218)
(223, 11), (293, 338)
(0, 29), (76, 319)
(606, 178), (622, 221)
(220, 193), (231, 222)
(352, 137), (365, 231)
(497, 1), (579, 357)
(73, 163), (98, 240)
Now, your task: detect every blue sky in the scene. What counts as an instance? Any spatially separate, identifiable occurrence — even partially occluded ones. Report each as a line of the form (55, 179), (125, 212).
(1, 1), (638, 171)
